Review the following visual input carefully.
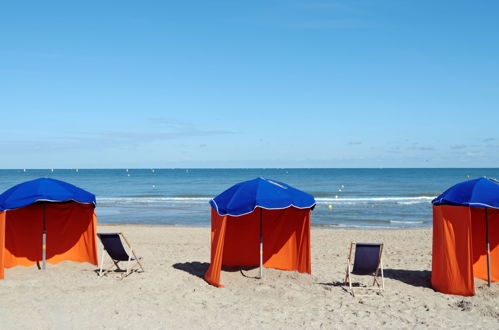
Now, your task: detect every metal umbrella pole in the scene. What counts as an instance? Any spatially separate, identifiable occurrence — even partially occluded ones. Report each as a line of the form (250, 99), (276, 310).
(42, 203), (47, 270)
(260, 208), (263, 279)
(485, 208), (491, 287)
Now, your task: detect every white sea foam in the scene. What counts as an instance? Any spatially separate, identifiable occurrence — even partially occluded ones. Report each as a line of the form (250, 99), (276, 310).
(97, 197), (211, 205)
(321, 223), (395, 229)
(397, 201), (425, 205)
(315, 196), (434, 204)
(96, 195), (435, 206)
(389, 220), (425, 224)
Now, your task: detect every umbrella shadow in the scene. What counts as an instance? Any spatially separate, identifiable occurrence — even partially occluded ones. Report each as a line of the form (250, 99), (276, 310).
(383, 268), (431, 288)
(172, 262), (262, 280)
(172, 262), (210, 279)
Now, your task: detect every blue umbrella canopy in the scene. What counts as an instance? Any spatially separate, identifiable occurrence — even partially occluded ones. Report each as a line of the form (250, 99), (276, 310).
(432, 177), (499, 209)
(209, 177), (316, 216)
(0, 178), (96, 211)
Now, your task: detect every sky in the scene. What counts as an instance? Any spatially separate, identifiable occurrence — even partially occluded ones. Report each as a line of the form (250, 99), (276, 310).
(1, 0), (498, 168)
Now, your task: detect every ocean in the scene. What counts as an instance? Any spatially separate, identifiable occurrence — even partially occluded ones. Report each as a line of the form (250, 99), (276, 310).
(1, 168), (498, 229)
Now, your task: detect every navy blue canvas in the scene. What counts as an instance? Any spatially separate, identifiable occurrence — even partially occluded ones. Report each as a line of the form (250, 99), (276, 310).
(97, 233), (130, 261)
(209, 177), (316, 216)
(352, 243), (382, 275)
(432, 177), (499, 209)
(0, 178), (96, 211)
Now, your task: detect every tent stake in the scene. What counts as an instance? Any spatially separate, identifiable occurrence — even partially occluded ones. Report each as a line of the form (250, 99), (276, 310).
(260, 208), (263, 279)
(42, 203), (46, 271)
(485, 208), (491, 287)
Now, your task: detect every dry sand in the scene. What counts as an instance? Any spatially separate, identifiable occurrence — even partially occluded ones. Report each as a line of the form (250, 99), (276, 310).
(0, 225), (497, 329)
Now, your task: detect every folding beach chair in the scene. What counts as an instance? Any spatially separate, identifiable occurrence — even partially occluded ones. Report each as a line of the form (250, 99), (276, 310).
(97, 232), (144, 278)
(344, 242), (384, 297)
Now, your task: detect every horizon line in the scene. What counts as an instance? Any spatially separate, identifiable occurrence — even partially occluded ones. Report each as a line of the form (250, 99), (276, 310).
(0, 167), (498, 170)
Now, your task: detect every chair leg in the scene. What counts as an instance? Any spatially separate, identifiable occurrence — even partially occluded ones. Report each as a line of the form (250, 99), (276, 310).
(129, 250), (144, 273)
(375, 273), (382, 295)
(126, 257), (132, 276)
(348, 275), (354, 297)
(135, 257), (145, 273)
(112, 259), (122, 271)
(345, 243), (353, 284)
(380, 258), (385, 291)
(119, 232), (144, 273)
(366, 270), (383, 295)
(99, 247), (106, 278)
(119, 257), (128, 280)
(99, 250), (124, 278)
(346, 260), (355, 297)
(344, 259), (350, 285)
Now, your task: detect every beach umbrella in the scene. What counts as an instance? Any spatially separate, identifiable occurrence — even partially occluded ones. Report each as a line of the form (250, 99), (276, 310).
(209, 177), (316, 278)
(0, 178), (96, 270)
(432, 177), (499, 287)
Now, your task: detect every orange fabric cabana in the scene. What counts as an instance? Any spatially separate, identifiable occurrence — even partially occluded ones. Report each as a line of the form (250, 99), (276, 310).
(431, 177), (499, 296)
(0, 178), (98, 279)
(204, 178), (315, 288)
(432, 205), (499, 296)
(205, 206), (312, 287)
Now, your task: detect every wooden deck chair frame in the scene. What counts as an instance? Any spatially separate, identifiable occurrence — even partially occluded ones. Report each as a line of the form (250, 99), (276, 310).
(344, 242), (384, 297)
(98, 232), (144, 279)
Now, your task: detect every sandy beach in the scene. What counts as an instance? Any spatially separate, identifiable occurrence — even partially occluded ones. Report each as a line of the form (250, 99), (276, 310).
(0, 224), (497, 329)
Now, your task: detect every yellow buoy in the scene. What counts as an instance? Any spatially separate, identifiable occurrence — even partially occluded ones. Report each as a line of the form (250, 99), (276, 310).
(328, 205), (333, 209)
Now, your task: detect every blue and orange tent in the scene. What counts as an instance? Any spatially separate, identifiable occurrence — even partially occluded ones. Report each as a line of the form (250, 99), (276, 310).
(431, 177), (499, 295)
(0, 178), (98, 279)
(205, 178), (316, 287)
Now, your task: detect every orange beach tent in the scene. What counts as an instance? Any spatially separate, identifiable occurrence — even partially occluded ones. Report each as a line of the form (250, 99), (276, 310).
(204, 178), (316, 287)
(0, 178), (98, 279)
(431, 178), (499, 296)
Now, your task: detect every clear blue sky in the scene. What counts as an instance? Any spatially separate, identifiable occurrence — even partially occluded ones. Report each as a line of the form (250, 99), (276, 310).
(1, 0), (498, 168)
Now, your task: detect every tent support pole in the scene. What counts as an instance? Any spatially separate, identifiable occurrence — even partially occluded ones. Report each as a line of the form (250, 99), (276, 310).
(42, 203), (46, 271)
(260, 208), (263, 279)
(485, 208), (491, 287)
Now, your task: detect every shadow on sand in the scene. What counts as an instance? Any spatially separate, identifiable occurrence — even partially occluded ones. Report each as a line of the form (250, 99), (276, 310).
(318, 281), (356, 294)
(383, 268), (431, 288)
(318, 269), (431, 290)
(173, 262), (210, 279)
(172, 265), (431, 289)
(173, 262), (262, 280)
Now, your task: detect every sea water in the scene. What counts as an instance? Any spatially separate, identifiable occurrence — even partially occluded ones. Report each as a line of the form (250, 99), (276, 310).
(0, 168), (498, 229)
